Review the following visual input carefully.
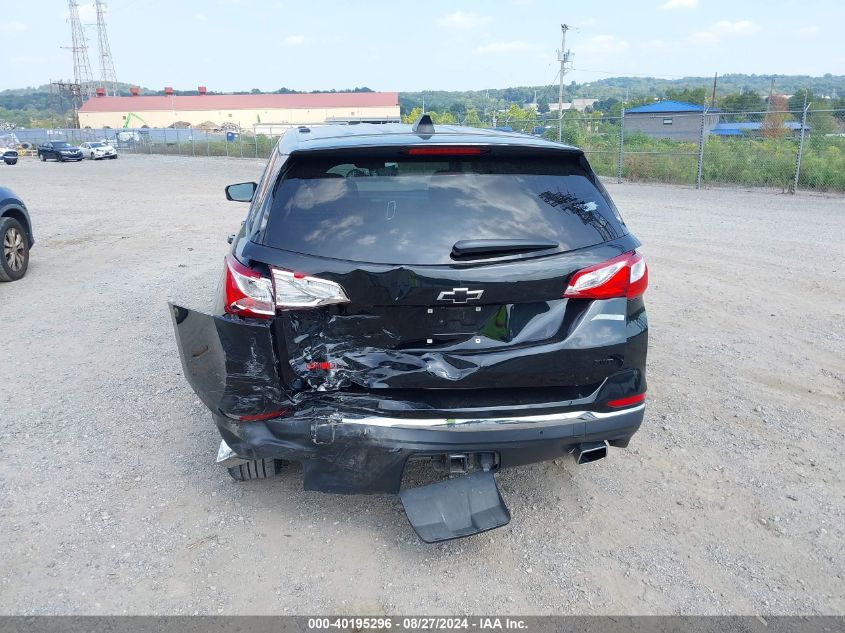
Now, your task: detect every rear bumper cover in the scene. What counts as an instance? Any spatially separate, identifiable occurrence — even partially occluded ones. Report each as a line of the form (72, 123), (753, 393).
(214, 404), (644, 494)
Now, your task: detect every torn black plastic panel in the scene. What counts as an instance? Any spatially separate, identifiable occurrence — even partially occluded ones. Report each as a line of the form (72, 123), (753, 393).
(169, 304), (287, 419)
(400, 471), (511, 543)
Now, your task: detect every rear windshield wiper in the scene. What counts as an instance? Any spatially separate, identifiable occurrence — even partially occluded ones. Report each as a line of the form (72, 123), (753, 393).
(451, 239), (560, 259)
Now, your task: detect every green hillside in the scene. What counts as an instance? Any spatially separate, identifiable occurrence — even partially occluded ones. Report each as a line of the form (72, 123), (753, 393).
(1, 74), (843, 128)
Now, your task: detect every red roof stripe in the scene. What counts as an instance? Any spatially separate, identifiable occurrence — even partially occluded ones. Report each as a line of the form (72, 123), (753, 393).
(79, 92), (399, 112)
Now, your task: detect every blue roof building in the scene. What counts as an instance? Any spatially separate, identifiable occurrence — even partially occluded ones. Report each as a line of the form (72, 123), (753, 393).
(624, 100), (721, 141)
(626, 100), (719, 114)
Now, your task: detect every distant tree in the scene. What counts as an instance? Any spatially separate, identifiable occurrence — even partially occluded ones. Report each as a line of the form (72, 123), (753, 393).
(624, 96), (654, 109)
(449, 102), (466, 118)
(250, 88), (261, 94)
(788, 88), (813, 113)
(665, 87), (708, 105)
(463, 107), (482, 126)
(833, 97), (845, 122)
(593, 97), (620, 113)
(401, 106), (423, 124)
(501, 104), (536, 132)
(430, 111), (457, 125)
(505, 104), (526, 121)
(808, 110), (836, 137)
(537, 97), (550, 114)
(762, 95), (789, 139)
(720, 91), (764, 113)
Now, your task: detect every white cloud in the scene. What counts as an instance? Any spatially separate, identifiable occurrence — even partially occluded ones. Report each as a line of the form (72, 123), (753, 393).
(691, 20), (760, 44)
(194, 13), (208, 22)
(582, 34), (630, 54)
(473, 40), (530, 54)
(715, 20), (761, 35)
(798, 25), (820, 35)
(690, 31), (718, 44)
(0, 21), (29, 33)
(438, 11), (492, 29)
(660, 0), (698, 8)
(283, 35), (306, 46)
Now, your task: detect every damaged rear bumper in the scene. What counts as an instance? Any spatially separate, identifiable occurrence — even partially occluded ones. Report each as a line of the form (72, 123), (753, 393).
(213, 404), (644, 494)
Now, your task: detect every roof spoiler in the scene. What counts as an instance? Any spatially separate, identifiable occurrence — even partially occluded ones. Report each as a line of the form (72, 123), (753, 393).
(411, 113), (435, 136)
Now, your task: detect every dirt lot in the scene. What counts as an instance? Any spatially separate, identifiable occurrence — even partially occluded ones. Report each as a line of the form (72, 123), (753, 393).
(1, 155), (843, 615)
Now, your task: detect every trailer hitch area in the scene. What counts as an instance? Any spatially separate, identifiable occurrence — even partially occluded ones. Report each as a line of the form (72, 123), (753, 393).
(448, 453), (469, 475)
(432, 451), (499, 475)
(399, 471), (511, 543)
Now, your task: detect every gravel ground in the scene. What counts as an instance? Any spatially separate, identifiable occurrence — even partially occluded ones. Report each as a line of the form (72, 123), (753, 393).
(0, 155), (843, 615)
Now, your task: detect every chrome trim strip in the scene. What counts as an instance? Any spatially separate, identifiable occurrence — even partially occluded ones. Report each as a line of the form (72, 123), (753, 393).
(339, 403), (645, 430)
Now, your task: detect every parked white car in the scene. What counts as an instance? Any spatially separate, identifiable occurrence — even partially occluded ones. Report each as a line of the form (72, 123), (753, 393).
(79, 142), (118, 160)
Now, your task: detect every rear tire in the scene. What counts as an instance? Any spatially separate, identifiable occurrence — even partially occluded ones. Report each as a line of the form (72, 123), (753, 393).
(227, 458), (284, 481)
(0, 217), (29, 282)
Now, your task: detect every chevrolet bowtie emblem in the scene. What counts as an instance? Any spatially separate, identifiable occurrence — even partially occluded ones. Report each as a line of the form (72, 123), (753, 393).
(436, 288), (484, 304)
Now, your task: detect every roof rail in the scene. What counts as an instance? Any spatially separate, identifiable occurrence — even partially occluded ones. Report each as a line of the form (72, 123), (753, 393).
(411, 113), (435, 136)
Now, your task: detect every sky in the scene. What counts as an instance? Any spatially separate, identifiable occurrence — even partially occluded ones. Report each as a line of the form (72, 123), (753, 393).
(2, 0), (843, 93)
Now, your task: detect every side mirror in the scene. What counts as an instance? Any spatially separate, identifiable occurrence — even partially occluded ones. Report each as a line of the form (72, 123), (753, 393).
(225, 181), (257, 202)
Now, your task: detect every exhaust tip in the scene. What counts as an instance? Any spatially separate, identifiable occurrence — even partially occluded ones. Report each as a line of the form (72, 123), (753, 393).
(573, 440), (608, 465)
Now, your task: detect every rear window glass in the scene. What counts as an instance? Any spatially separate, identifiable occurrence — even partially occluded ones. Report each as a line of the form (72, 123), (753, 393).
(262, 151), (626, 265)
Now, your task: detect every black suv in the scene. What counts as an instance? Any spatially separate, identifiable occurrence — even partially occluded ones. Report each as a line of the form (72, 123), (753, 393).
(171, 116), (648, 542)
(37, 141), (83, 162)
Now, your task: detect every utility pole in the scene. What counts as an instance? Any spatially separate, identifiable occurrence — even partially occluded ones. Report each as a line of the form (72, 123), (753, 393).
(65, 0), (95, 101)
(95, 0), (118, 96)
(766, 77), (775, 113)
(711, 73), (718, 108)
(557, 24), (572, 142)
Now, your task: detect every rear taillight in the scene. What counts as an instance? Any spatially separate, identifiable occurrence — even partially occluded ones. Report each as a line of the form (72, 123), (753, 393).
(223, 254), (275, 318)
(564, 251), (648, 300)
(223, 256), (350, 316)
(271, 269), (349, 309)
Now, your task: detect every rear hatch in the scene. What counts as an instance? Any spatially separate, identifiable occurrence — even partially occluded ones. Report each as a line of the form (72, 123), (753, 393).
(245, 146), (640, 406)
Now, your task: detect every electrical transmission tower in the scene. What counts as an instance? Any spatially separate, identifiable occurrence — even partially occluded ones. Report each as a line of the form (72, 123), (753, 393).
(95, 0), (118, 96)
(66, 0), (95, 100)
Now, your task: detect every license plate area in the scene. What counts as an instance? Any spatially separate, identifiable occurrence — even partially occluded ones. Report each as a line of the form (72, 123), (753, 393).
(425, 305), (502, 335)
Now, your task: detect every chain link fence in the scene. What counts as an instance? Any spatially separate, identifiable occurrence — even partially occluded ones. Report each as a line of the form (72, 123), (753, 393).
(6, 106), (844, 192)
(6, 126), (282, 160)
(468, 107), (844, 192)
